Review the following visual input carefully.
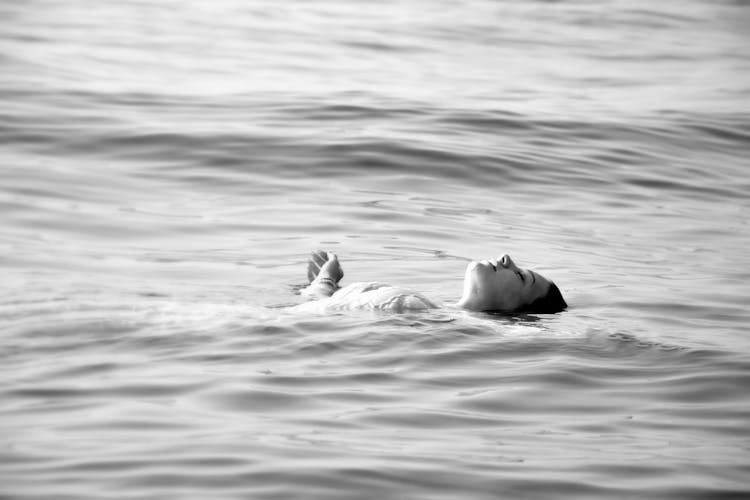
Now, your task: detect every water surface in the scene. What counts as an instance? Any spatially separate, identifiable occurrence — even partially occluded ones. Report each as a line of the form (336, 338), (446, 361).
(2, 1), (750, 498)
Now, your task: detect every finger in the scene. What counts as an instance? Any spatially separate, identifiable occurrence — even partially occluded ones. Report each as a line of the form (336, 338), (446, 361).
(307, 250), (328, 282)
(312, 250), (328, 268)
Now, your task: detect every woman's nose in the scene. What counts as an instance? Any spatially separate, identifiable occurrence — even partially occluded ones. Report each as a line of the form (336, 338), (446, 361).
(499, 254), (516, 269)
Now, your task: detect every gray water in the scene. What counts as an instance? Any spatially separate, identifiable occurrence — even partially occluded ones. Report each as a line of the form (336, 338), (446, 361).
(2, 1), (750, 499)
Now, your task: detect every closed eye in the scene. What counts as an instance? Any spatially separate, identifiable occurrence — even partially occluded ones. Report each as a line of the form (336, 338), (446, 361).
(516, 271), (525, 282)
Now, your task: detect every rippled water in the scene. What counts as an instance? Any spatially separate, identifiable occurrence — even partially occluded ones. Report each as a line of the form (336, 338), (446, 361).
(2, 1), (750, 498)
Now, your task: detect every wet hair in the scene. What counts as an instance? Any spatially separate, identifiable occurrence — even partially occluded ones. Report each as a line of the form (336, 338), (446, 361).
(523, 282), (567, 314)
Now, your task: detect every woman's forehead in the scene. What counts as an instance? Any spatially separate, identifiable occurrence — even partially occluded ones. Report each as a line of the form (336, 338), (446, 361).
(534, 271), (552, 289)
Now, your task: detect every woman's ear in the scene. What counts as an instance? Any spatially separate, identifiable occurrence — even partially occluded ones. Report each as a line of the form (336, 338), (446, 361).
(525, 282), (567, 313)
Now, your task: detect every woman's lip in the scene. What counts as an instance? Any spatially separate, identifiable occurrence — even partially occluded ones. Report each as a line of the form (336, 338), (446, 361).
(472, 260), (497, 272)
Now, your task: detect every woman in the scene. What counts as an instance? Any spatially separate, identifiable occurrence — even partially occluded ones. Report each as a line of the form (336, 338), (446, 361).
(296, 250), (566, 314)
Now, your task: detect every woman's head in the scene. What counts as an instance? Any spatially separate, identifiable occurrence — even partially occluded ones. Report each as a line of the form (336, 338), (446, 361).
(457, 254), (566, 313)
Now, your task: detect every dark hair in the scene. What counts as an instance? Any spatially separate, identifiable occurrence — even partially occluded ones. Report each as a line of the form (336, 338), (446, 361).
(523, 282), (567, 314)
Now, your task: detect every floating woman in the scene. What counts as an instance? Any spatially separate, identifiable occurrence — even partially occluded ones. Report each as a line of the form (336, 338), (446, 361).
(294, 250), (567, 314)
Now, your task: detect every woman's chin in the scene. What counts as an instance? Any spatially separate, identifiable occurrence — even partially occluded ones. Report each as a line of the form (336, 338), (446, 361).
(466, 262), (494, 282)
(465, 261), (481, 275)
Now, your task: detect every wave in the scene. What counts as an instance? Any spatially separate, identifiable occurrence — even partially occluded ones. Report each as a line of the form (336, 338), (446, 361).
(3, 89), (748, 204)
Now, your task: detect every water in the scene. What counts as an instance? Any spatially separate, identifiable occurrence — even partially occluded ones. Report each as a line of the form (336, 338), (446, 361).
(2, 1), (750, 498)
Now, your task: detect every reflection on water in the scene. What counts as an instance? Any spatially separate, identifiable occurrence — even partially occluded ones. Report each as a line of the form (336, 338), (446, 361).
(2, 0), (750, 498)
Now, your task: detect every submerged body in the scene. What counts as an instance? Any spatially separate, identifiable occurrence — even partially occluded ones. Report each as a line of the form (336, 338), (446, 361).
(296, 251), (566, 314)
(293, 281), (435, 314)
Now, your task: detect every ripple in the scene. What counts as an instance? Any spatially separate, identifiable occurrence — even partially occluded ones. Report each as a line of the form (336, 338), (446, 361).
(194, 387), (327, 414)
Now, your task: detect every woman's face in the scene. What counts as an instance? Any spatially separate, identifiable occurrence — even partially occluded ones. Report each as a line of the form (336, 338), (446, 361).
(457, 254), (552, 312)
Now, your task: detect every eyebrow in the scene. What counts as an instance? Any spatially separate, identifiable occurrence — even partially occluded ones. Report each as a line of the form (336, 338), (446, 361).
(530, 271), (536, 285)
